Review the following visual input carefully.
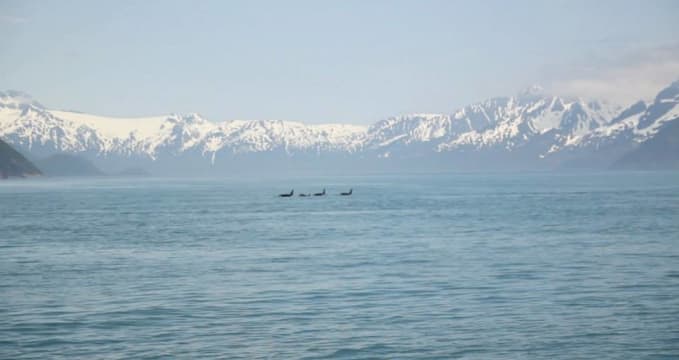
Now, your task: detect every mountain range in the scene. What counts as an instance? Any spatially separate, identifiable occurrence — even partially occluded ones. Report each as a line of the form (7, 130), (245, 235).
(1, 81), (678, 175)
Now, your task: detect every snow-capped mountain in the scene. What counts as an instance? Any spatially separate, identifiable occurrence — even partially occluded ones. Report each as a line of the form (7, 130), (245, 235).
(364, 87), (621, 156)
(0, 92), (367, 162)
(1, 81), (677, 174)
(549, 81), (679, 151)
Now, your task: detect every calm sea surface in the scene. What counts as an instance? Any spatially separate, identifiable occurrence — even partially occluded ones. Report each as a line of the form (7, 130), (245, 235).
(1, 172), (678, 359)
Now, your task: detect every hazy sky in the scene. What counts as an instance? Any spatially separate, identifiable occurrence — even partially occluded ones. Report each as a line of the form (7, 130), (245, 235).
(1, 0), (678, 124)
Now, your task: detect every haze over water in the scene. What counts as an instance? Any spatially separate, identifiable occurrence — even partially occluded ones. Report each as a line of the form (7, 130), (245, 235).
(1, 172), (678, 359)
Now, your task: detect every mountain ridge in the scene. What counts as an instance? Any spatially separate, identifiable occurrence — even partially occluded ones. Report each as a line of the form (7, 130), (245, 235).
(0, 137), (42, 178)
(1, 82), (677, 174)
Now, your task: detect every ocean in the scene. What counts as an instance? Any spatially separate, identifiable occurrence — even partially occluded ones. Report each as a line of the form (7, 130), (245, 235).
(1, 172), (678, 359)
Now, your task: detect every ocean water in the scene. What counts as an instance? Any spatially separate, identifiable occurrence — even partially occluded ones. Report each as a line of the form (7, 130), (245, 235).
(1, 172), (678, 359)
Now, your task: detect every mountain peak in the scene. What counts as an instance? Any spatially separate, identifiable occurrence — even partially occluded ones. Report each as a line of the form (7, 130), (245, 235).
(654, 80), (679, 103)
(0, 90), (44, 108)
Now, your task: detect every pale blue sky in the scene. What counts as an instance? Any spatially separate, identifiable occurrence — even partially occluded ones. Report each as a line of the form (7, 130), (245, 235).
(1, 0), (678, 123)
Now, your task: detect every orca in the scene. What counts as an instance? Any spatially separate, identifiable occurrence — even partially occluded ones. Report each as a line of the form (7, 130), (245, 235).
(299, 193), (311, 197)
(313, 188), (326, 196)
(340, 189), (353, 196)
(279, 189), (294, 197)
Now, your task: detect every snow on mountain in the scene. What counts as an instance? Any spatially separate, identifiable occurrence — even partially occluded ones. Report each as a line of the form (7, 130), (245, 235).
(366, 113), (454, 148)
(546, 81), (679, 155)
(0, 102), (104, 154)
(365, 89), (621, 154)
(0, 94), (367, 160)
(1, 82), (677, 171)
(201, 120), (366, 155)
(49, 110), (169, 140)
(0, 90), (43, 109)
